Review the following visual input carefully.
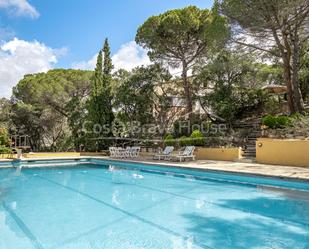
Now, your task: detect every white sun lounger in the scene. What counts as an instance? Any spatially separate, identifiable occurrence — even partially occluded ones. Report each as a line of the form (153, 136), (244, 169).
(109, 147), (117, 158)
(127, 147), (140, 158)
(109, 147), (140, 158)
(173, 146), (196, 162)
(153, 146), (174, 160)
(109, 147), (124, 158)
(123, 147), (131, 158)
(114, 147), (124, 158)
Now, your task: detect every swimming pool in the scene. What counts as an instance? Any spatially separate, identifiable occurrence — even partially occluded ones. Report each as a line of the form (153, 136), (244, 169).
(0, 159), (308, 249)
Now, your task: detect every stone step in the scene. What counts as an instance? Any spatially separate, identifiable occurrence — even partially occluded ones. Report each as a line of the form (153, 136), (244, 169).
(243, 147), (256, 150)
(243, 150), (256, 154)
(235, 158), (256, 163)
(242, 154), (256, 159)
(247, 134), (261, 137)
(244, 145), (256, 148)
(247, 133), (262, 137)
(246, 140), (258, 143)
(245, 142), (257, 145)
(243, 146), (256, 149)
(242, 150), (256, 155)
(233, 123), (261, 128)
(242, 149), (255, 152)
(243, 153), (256, 157)
(244, 144), (256, 148)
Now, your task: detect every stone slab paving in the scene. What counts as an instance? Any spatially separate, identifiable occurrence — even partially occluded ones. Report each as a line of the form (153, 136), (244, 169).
(102, 157), (309, 181)
(1, 156), (309, 181)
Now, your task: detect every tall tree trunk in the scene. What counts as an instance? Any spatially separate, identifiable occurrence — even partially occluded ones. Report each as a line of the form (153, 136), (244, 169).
(291, 31), (305, 112)
(182, 61), (193, 115)
(282, 57), (296, 114)
(272, 26), (303, 114)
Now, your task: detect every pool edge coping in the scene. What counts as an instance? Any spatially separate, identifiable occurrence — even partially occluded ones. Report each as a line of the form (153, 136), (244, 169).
(1, 156), (309, 183)
(91, 157), (309, 184)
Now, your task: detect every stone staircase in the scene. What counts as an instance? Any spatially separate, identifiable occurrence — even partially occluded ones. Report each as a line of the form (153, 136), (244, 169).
(233, 119), (262, 161)
(242, 131), (261, 159)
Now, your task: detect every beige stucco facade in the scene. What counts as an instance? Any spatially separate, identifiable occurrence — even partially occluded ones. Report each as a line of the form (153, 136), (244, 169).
(256, 138), (309, 167)
(195, 147), (242, 161)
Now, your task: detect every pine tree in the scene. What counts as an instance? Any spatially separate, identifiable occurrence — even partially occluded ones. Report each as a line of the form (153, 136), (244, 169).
(87, 38), (114, 150)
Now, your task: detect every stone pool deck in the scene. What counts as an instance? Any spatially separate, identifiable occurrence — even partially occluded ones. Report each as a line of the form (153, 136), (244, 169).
(1, 156), (309, 181)
(102, 157), (309, 182)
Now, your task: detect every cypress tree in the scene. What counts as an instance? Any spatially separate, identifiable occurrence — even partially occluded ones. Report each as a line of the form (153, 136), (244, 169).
(103, 38), (113, 77)
(93, 50), (103, 96)
(88, 38), (114, 150)
(102, 38), (114, 131)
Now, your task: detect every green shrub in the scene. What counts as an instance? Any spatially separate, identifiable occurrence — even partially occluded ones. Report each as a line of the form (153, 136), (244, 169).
(0, 146), (11, 154)
(0, 127), (11, 147)
(190, 130), (205, 146)
(290, 112), (303, 120)
(262, 114), (291, 129)
(164, 134), (176, 147)
(179, 136), (192, 147)
(276, 115), (292, 128)
(262, 115), (277, 129)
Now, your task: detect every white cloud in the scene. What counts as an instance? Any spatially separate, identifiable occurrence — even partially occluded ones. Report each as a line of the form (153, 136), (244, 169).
(0, 38), (61, 98)
(0, 0), (39, 18)
(112, 41), (150, 71)
(72, 41), (151, 71)
(72, 41), (187, 78)
(71, 53), (97, 71)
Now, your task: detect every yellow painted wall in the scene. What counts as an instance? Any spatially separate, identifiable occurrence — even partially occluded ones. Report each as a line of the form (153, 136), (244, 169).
(0, 154), (16, 159)
(1, 148), (241, 162)
(23, 152), (80, 158)
(0, 152), (107, 160)
(139, 151), (153, 157)
(256, 138), (309, 167)
(195, 147), (242, 161)
(80, 152), (107, 157)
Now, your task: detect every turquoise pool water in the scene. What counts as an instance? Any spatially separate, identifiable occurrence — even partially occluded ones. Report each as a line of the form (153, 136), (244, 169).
(0, 159), (308, 249)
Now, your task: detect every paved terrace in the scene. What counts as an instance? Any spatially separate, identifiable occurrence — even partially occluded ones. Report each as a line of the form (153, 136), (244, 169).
(102, 157), (309, 181)
(1, 155), (308, 181)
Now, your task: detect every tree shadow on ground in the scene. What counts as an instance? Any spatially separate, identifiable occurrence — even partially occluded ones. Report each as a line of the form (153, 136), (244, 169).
(182, 196), (309, 249)
(218, 196), (309, 226)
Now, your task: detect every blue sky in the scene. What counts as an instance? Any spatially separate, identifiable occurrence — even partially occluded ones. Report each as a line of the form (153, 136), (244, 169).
(0, 0), (213, 97)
